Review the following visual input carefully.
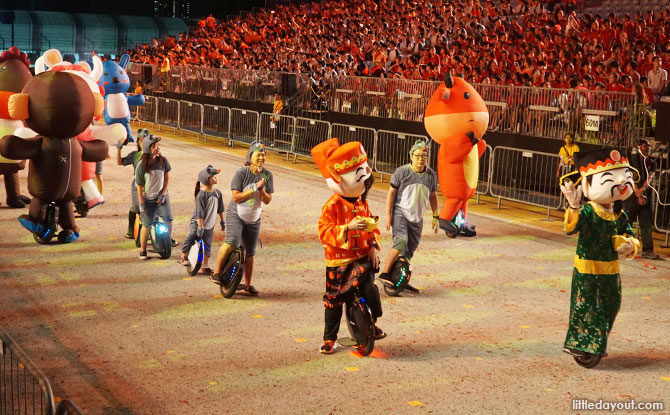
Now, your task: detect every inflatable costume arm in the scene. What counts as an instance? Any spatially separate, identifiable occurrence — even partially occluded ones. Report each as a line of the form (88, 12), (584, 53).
(0, 135), (42, 160)
(126, 94), (145, 107)
(477, 137), (487, 158)
(80, 139), (109, 163)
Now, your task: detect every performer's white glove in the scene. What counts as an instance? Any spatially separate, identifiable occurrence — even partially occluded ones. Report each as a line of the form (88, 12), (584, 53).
(616, 240), (635, 259)
(560, 180), (582, 209)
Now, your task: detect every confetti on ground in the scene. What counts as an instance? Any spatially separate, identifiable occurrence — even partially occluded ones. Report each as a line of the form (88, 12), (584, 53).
(209, 381), (217, 385)
(344, 367), (359, 372)
(132, 324), (140, 328)
(68, 310), (97, 318)
(154, 262), (166, 266)
(519, 325), (531, 329)
(183, 277), (192, 280)
(213, 294), (222, 298)
(661, 377), (670, 381)
(408, 401), (423, 407)
(294, 338), (307, 343)
(463, 304), (474, 308)
(251, 315), (263, 319)
(545, 388), (553, 392)
(641, 296), (651, 300)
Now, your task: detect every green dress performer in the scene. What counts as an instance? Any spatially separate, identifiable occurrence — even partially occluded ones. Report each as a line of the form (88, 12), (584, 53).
(559, 148), (641, 365)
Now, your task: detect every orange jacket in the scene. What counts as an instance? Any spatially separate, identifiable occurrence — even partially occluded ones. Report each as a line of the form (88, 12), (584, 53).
(318, 194), (380, 267)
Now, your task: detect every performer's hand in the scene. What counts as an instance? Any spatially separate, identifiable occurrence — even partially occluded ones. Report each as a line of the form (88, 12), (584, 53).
(616, 240), (635, 259)
(347, 217), (367, 231)
(432, 216), (439, 233)
(256, 177), (265, 191)
(384, 215), (392, 231)
(368, 246), (380, 269)
(157, 194), (166, 205)
(560, 180), (582, 209)
(638, 195), (647, 206)
(116, 140), (124, 150)
(196, 227), (204, 238)
(220, 220), (225, 231)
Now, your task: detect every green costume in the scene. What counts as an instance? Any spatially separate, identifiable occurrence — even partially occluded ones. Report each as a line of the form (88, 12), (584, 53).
(563, 201), (640, 355)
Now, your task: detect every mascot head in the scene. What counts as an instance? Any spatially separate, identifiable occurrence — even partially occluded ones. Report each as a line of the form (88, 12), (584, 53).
(9, 71), (95, 139)
(0, 47), (32, 93)
(423, 73), (489, 145)
(561, 148), (637, 205)
(312, 138), (372, 198)
(100, 54), (131, 95)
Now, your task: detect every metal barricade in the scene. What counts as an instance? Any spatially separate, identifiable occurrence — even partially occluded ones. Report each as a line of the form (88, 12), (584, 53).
(654, 170), (670, 246)
(292, 117), (331, 158)
(229, 109), (259, 145)
(136, 96), (157, 126)
(155, 98), (179, 133)
(202, 105), (231, 144)
(1, 325), (56, 415)
(490, 146), (562, 218)
(178, 101), (203, 136)
(374, 131), (429, 180)
(330, 124), (376, 169)
(478, 144), (492, 196)
(168, 66), (186, 94)
(258, 112), (295, 154)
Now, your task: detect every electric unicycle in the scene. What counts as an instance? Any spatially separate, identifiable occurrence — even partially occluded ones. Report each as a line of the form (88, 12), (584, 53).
(32, 202), (58, 244)
(380, 257), (412, 296)
(134, 213), (172, 259)
(573, 354), (602, 368)
(186, 238), (205, 276)
(212, 247), (245, 298)
(338, 260), (378, 356)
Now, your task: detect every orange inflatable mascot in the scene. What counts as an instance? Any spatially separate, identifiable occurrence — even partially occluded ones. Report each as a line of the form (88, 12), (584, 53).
(424, 73), (489, 237)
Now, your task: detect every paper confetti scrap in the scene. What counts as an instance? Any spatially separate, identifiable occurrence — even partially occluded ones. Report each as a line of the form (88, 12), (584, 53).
(294, 338), (307, 343)
(519, 325), (531, 329)
(475, 357), (483, 361)
(251, 315), (263, 319)
(641, 296), (651, 300)
(408, 401), (423, 407)
(209, 381), (217, 385)
(661, 377), (670, 381)
(344, 367), (359, 372)
(182, 277), (192, 280)
(463, 304), (474, 308)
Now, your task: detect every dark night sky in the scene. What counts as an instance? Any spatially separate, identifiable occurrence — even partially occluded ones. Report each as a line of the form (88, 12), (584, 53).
(0, 0), (266, 19)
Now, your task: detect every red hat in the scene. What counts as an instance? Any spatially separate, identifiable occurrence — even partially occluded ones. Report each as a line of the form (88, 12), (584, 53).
(311, 138), (368, 183)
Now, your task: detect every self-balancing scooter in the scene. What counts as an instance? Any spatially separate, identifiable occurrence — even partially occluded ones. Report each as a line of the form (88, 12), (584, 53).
(134, 213), (172, 259)
(211, 247), (246, 298)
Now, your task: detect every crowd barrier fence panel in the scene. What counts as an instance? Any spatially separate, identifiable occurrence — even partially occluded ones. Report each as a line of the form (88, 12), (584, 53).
(374, 131), (430, 180)
(136, 96), (157, 127)
(258, 112), (295, 154)
(178, 101), (203, 137)
(229, 109), (259, 146)
(654, 170), (670, 246)
(155, 98), (179, 133)
(490, 146), (562, 218)
(330, 124), (377, 170)
(202, 105), (231, 144)
(291, 118), (331, 158)
(1, 326), (56, 415)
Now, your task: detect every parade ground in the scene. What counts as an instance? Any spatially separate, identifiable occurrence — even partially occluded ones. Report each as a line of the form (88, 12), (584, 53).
(1, 127), (669, 415)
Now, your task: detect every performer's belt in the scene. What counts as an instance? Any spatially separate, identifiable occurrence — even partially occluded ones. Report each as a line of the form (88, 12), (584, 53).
(573, 255), (619, 275)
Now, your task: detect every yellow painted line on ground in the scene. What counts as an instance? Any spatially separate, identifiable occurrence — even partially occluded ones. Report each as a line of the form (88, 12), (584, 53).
(408, 401), (423, 407)
(294, 338), (307, 343)
(251, 314), (263, 319)
(344, 367), (359, 372)
(519, 325), (531, 329)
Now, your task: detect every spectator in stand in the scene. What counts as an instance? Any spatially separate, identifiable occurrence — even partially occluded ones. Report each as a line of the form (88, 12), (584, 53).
(648, 56), (668, 103)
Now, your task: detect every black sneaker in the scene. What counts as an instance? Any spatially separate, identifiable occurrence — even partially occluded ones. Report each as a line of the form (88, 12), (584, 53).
(562, 347), (587, 357)
(378, 272), (393, 286)
(320, 340), (337, 354)
(139, 251), (148, 260)
(210, 273), (222, 285)
(374, 326), (387, 340)
(171, 239), (179, 247)
(404, 284), (420, 293)
(641, 251), (662, 260)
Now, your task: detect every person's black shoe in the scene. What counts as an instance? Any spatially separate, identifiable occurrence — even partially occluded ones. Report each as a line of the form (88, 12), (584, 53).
(374, 326), (387, 340)
(6, 197), (25, 209)
(378, 272), (393, 286)
(641, 251), (663, 260)
(18, 195), (31, 204)
(404, 284), (420, 293)
(562, 347), (587, 357)
(209, 273), (222, 285)
(459, 224), (476, 237)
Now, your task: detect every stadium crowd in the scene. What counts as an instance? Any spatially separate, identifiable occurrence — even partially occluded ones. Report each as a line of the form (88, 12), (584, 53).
(129, 0), (670, 99)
